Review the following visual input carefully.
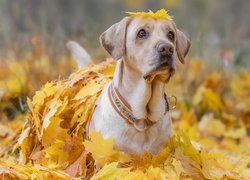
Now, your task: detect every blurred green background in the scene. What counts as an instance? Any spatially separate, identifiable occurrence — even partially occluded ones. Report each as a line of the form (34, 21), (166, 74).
(0, 0), (249, 66)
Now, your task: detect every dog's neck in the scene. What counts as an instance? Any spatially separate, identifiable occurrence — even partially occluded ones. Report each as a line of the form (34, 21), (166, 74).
(113, 59), (167, 122)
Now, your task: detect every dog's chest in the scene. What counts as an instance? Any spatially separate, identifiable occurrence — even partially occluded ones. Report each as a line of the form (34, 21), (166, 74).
(115, 117), (172, 154)
(89, 84), (172, 155)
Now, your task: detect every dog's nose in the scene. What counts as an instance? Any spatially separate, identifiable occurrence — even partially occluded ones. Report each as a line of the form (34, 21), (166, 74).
(157, 43), (174, 56)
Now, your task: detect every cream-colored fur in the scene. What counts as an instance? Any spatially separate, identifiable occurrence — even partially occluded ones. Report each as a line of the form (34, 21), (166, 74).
(67, 16), (190, 155)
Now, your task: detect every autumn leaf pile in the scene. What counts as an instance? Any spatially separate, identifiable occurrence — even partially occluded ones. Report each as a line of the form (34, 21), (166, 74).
(0, 55), (250, 179)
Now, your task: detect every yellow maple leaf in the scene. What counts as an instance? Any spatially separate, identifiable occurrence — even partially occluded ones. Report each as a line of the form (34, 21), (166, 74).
(32, 82), (57, 107)
(65, 151), (87, 177)
(126, 9), (173, 20)
(15, 127), (35, 163)
(42, 100), (62, 130)
(84, 131), (129, 167)
(41, 117), (69, 148)
(17, 127), (30, 146)
(71, 97), (96, 127)
(200, 151), (233, 179)
(91, 162), (131, 180)
(27, 98), (41, 136)
(74, 80), (102, 101)
(44, 139), (69, 168)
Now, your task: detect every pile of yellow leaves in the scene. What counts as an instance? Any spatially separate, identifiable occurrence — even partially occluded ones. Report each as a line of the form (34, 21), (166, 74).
(0, 58), (250, 179)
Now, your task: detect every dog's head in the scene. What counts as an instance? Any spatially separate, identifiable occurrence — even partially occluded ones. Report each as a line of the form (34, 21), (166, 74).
(100, 14), (191, 83)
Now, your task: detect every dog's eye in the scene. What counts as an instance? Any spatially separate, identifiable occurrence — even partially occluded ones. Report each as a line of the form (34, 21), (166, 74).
(167, 31), (175, 41)
(137, 29), (147, 39)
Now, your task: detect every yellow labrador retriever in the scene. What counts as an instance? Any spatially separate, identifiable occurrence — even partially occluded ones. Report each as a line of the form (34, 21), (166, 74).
(68, 13), (190, 155)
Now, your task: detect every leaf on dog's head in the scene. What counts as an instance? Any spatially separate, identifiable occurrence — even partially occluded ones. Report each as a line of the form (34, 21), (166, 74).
(126, 9), (173, 20)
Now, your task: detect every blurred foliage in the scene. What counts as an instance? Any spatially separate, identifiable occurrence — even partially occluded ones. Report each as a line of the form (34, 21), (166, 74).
(0, 0), (250, 66)
(0, 35), (75, 121)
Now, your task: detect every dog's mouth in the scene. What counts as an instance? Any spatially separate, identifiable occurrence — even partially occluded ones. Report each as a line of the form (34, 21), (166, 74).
(143, 62), (175, 83)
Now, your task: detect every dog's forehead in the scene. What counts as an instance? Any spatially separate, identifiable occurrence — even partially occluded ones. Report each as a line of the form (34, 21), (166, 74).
(128, 16), (175, 33)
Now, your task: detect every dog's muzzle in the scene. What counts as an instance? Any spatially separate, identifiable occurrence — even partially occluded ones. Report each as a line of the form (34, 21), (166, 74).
(143, 42), (175, 81)
(157, 42), (175, 71)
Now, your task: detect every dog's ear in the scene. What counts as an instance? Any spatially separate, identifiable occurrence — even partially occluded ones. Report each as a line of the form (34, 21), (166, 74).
(99, 17), (130, 60)
(176, 29), (191, 64)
